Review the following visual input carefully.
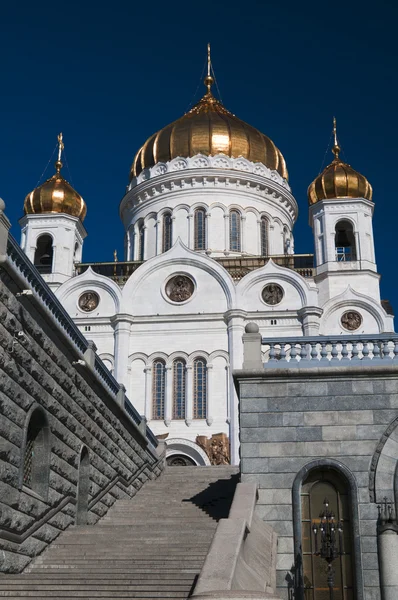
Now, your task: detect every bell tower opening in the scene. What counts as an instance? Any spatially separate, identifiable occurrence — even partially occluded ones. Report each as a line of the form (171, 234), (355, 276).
(34, 234), (53, 274)
(335, 220), (357, 261)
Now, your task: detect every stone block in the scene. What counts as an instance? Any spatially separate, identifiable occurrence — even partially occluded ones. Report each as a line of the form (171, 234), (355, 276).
(360, 520), (377, 536)
(363, 570), (381, 587)
(352, 380), (374, 394)
(240, 443), (260, 458)
(242, 472), (295, 489)
(359, 504), (379, 520)
(241, 457), (269, 474)
(338, 410), (374, 425)
(287, 381), (328, 397)
(384, 380), (398, 393)
(258, 412), (284, 427)
(326, 380), (353, 396)
(282, 412), (304, 426)
(304, 441), (341, 456)
(257, 505), (292, 521)
(258, 489), (292, 505)
(276, 536), (294, 554)
(361, 536), (378, 553)
(356, 425), (387, 440)
(241, 398), (268, 413)
(297, 427), (322, 441)
(362, 552), (379, 570)
(265, 520), (293, 536)
(268, 457), (310, 473)
(240, 413), (259, 427)
(244, 427), (297, 443)
(304, 411), (338, 426)
(341, 440), (377, 456)
(259, 442), (304, 457)
(322, 425), (356, 440)
(276, 553), (295, 570)
(364, 589), (381, 600)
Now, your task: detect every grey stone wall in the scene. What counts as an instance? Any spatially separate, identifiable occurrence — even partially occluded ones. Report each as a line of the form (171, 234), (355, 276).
(235, 366), (398, 600)
(0, 274), (163, 573)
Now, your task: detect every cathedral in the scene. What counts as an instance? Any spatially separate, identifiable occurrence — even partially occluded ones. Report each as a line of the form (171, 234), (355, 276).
(18, 51), (394, 467)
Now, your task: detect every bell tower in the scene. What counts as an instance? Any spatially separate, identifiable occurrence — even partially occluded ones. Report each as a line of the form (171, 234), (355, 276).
(19, 134), (87, 290)
(308, 119), (379, 305)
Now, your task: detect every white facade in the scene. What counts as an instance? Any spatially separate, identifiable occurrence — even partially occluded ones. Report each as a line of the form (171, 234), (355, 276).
(21, 151), (394, 465)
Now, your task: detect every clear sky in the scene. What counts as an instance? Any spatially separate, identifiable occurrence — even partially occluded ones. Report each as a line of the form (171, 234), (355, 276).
(1, 0), (397, 310)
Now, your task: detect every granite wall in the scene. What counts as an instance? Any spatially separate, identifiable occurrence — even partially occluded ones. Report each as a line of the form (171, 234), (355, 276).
(0, 266), (163, 573)
(235, 364), (398, 600)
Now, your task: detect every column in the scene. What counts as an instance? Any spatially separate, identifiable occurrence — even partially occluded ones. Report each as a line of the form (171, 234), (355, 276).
(130, 228), (136, 261)
(143, 366), (152, 419)
(142, 225), (148, 260)
(185, 365), (193, 426)
(298, 307), (323, 336)
(224, 309), (247, 465)
(206, 364), (213, 426)
(165, 366), (172, 426)
(205, 211), (211, 252)
(379, 528), (398, 600)
(187, 213), (194, 249)
(257, 219), (262, 255)
(171, 215), (176, 247)
(241, 215), (246, 253)
(111, 314), (134, 391)
(155, 219), (161, 256)
(224, 213), (229, 253)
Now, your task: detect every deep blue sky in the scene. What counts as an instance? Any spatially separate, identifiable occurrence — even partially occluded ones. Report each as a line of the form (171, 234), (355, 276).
(1, 1), (397, 309)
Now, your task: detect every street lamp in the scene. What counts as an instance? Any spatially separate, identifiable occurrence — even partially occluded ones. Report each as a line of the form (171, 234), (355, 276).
(312, 497), (344, 600)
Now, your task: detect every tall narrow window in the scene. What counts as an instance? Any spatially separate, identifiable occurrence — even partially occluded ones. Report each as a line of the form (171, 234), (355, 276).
(23, 408), (50, 499)
(76, 447), (90, 526)
(193, 358), (207, 419)
(34, 235), (53, 274)
(301, 470), (354, 599)
(138, 222), (145, 261)
(260, 217), (269, 256)
(163, 213), (172, 252)
(229, 210), (241, 251)
(335, 220), (357, 261)
(173, 358), (186, 419)
(152, 360), (165, 420)
(194, 208), (206, 250)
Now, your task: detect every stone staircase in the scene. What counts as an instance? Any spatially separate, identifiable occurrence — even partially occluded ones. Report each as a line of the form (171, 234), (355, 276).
(0, 466), (239, 599)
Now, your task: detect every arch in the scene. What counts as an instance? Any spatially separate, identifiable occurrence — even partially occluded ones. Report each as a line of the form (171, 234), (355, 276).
(260, 216), (269, 256)
(229, 209), (241, 251)
(20, 406), (51, 500)
(172, 358), (186, 419)
(56, 267), (122, 314)
(292, 459), (364, 600)
(99, 353), (114, 374)
(320, 286), (386, 334)
(165, 438), (211, 466)
(76, 446), (90, 525)
(194, 207), (207, 250)
(188, 350), (210, 366)
(193, 357), (207, 419)
(34, 234), (53, 274)
(208, 349), (230, 366)
(369, 415), (398, 503)
(152, 359), (166, 420)
(335, 219), (357, 261)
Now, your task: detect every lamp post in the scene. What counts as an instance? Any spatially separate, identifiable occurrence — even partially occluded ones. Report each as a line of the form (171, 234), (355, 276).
(312, 498), (344, 600)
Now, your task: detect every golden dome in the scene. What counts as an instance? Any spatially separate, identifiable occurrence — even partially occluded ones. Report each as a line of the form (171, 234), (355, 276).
(130, 78), (288, 181)
(308, 119), (372, 205)
(24, 134), (87, 221)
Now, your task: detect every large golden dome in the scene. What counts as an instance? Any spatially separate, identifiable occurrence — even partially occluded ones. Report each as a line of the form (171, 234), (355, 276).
(24, 134), (87, 221)
(308, 120), (372, 205)
(130, 76), (288, 181)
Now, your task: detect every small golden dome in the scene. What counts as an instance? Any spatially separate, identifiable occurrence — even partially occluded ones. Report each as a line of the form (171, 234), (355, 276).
(130, 80), (288, 181)
(24, 134), (87, 221)
(308, 119), (372, 205)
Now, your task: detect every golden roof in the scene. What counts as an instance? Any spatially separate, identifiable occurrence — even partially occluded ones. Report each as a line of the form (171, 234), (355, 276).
(130, 54), (287, 180)
(24, 134), (87, 221)
(308, 119), (372, 205)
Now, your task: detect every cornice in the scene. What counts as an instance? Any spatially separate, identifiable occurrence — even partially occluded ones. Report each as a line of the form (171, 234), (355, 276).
(120, 154), (297, 222)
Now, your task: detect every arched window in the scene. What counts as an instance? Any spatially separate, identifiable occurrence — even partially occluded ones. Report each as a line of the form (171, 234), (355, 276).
(335, 220), (357, 261)
(260, 217), (269, 256)
(34, 234), (53, 274)
(152, 360), (165, 420)
(22, 408), (50, 499)
(283, 227), (291, 254)
(193, 358), (207, 419)
(138, 222), (145, 261)
(194, 208), (206, 250)
(300, 469), (354, 599)
(163, 213), (173, 252)
(229, 210), (241, 251)
(173, 358), (186, 419)
(76, 447), (90, 525)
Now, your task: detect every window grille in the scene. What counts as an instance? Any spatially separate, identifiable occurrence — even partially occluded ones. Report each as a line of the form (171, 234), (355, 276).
(260, 217), (269, 256)
(193, 358), (207, 419)
(138, 223), (145, 261)
(194, 209), (206, 250)
(163, 213), (172, 252)
(152, 360), (165, 419)
(173, 359), (186, 419)
(229, 210), (241, 251)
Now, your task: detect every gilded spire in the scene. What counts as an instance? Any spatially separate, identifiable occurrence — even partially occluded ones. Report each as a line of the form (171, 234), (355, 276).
(332, 117), (341, 161)
(55, 132), (64, 174)
(204, 43), (214, 94)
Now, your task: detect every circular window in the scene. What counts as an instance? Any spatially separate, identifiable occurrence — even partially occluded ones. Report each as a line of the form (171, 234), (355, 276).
(166, 455), (196, 467)
(78, 291), (100, 312)
(341, 310), (362, 331)
(165, 275), (195, 303)
(261, 283), (284, 306)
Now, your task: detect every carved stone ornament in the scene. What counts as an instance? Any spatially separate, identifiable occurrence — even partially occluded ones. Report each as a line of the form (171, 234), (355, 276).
(78, 291), (99, 312)
(196, 433), (230, 465)
(165, 275), (195, 303)
(341, 310), (362, 331)
(261, 283), (284, 306)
